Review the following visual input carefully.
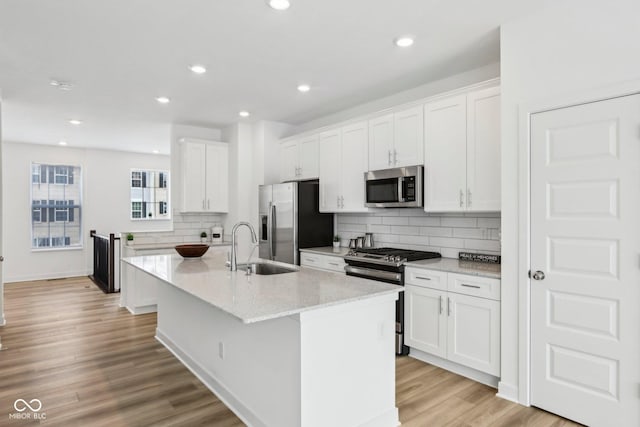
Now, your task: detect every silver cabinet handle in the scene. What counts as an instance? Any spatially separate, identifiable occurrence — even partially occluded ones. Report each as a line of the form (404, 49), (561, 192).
(388, 150), (392, 166)
(207, 199), (210, 210)
(467, 188), (472, 207)
(532, 271), (546, 281)
(439, 295), (443, 314)
(459, 189), (464, 208)
(393, 149), (397, 165)
(447, 297), (451, 316)
(202, 199), (205, 209)
(340, 196), (344, 208)
(415, 276), (432, 281)
(329, 262), (340, 266)
(461, 283), (481, 289)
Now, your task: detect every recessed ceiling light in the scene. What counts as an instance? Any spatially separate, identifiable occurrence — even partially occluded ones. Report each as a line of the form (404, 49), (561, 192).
(156, 96), (171, 104)
(267, 0), (290, 10)
(68, 119), (82, 125)
(152, 149), (160, 154)
(58, 140), (67, 146)
(394, 36), (414, 47)
(239, 111), (250, 118)
(50, 79), (73, 91)
(189, 64), (207, 74)
(297, 84), (310, 93)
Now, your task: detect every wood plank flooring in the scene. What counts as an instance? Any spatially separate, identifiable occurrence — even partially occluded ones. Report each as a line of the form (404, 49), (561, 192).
(0, 277), (582, 426)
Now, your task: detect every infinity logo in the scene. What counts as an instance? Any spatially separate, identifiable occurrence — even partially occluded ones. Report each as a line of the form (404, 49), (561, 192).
(13, 399), (42, 412)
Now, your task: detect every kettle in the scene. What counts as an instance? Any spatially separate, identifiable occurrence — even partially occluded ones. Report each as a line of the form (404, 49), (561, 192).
(364, 233), (374, 248)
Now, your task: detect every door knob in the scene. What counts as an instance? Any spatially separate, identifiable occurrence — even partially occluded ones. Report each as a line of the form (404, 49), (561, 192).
(531, 270), (545, 281)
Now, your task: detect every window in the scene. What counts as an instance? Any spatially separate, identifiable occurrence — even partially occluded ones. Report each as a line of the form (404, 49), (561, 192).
(130, 169), (170, 220)
(31, 163), (82, 249)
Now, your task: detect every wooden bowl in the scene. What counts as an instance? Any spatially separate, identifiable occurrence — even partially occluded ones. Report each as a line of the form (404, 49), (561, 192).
(175, 244), (209, 258)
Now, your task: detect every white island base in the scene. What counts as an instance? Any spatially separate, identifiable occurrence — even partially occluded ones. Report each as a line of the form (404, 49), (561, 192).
(155, 280), (399, 427)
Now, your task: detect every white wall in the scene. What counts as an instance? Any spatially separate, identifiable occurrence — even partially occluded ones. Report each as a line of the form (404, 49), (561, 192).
(2, 142), (169, 282)
(0, 91), (4, 326)
(500, 0), (640, 402)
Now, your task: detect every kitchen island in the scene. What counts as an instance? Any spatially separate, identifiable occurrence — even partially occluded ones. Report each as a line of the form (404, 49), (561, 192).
(122, 247), (400, 427)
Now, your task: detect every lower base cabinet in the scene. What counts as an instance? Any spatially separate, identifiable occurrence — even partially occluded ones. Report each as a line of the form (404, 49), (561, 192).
(404, 267), (500, 376)
(300, 251), (346, 273)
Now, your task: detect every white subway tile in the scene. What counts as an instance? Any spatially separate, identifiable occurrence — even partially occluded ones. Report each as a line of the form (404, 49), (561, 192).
(390, 225), (421, 235)
(408, 216), (441, 227)
(396, 234), (429, 245)
(429, 236), (466, 248)
(453, 228), (486, 239)
(374, 234), (399, 244)
(368, 224), (391, 234)
(382, 216), (409, 226)
(478, 217), (501, 228)
(420, 227), (453, 237)
(489, 229), (501, 240)
(440, 248), (460, 258)
(338, 223), (366, 233)
(464, 239), (501, 251)
(441, 217), (478, 227)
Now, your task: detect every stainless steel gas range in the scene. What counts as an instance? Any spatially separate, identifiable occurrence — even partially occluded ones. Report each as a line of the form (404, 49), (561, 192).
(344, 247), (441, 355)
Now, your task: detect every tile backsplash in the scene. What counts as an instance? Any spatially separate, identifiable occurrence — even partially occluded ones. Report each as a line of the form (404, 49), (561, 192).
(337, 209), (501, 259)
(126, 210), (226, 245)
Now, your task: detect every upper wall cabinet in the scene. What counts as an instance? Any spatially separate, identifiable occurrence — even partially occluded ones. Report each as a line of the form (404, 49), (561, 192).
(368, 105), (424, 170)
(180, 139), (229, 213)
(318, 121), (369, 213)
(424, 86), (501, 212)
(279, 134), (319, 182)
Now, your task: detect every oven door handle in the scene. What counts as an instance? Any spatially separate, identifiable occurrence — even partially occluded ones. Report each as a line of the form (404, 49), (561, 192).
(345, 265), (402, 283)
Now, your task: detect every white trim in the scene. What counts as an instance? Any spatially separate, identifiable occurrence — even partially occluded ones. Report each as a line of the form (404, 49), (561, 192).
(125, 304), (157, 315)
(3, 270), (90, 283)
(516, 78), (640, 407)
(408, 348), (499, 388)
(497, 382), (519, 403)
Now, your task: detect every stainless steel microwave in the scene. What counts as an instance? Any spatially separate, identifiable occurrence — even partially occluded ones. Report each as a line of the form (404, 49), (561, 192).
(364, 165), (423, 208)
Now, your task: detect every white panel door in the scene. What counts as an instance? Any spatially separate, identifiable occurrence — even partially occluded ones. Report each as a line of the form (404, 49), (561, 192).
(368, 113), (394, 170)
(205, 142), (229, 213)
(298, 134), (319, 179)
(404, 285), (447, 358)
(182, 141), (206, 212)
(530, 94), (640, 427)
(393, 106), (424, 167)
(466, 86), (501, 211)
(340, 121), (369, 212)
(318, 129), (341, 212)
(447, 293), (500, 376)
(280, 140), (299, 182)
(424, 95), (467, 212)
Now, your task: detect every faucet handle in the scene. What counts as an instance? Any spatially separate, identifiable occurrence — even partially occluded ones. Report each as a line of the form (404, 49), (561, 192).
(225, 251), (231, 268)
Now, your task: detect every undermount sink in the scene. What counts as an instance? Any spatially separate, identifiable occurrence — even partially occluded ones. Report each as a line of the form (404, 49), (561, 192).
(237, 262), (297, 275)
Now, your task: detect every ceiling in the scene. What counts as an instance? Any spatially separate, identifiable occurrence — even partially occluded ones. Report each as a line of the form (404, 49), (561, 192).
(0, 0), (549, 154)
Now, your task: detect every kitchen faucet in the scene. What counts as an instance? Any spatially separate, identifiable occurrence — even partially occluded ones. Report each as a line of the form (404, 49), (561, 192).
(229, 222), (258, 271)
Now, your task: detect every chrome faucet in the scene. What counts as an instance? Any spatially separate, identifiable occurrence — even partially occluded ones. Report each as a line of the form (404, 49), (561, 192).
(229, 222), (258, 271)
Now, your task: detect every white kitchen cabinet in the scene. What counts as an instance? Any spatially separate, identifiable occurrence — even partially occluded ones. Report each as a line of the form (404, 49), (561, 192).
(319, 121), (369, 213)
(404, 266), (501, 377)
(279, 135), (319, 182)
(368, 106), (423, 170)
(181, 139), (228, 213)
(300, 251), (346, 273)
(424, 86), (500, 212)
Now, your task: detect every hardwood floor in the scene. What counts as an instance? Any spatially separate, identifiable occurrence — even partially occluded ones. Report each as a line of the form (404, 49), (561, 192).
(0, 277), (582, 426)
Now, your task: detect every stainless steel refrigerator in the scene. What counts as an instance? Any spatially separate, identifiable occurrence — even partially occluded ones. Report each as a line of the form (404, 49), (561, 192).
(258, 180), (334, 265)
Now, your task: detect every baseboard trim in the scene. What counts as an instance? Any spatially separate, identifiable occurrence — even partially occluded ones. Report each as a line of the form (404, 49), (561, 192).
(497, 382), (520, 404)
(155, 329), (266, 427)
(409, 348), (499, 388)
(125, 304), (157, 315)
(4, 271), (90, 283)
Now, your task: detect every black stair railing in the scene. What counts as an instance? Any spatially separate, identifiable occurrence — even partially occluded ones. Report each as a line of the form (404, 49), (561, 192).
(89, 230), (120, 293)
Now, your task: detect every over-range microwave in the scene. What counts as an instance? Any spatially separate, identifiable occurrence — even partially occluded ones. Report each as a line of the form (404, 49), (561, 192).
(364, 165), (423, 208)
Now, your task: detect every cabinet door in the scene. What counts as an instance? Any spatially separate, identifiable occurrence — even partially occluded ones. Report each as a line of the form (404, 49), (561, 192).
(368, 113), (394, 170)
(280, 140), (299, 182)
(205, 142), (229, 212)
(340, 121), (369, 212)
(298, 134), (319, 179)
(404, 285), (447, 358)
(424, 95), (467, 212)
(318, 129), (341, 212)
(182, 142), (207, 212)
(466, 86), (501, 211)
(393, 106), (424, 167)
(447, 293), (500, 376)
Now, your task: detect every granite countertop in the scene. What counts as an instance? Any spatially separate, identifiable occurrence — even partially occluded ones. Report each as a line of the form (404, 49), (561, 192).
(404, 257), (501, 279)
(125, 242), (231, 250)
(299, 246), (350, 257)
(122, 247), (400, 324)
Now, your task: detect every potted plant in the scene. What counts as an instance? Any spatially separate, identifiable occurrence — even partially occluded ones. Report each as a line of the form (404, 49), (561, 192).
(200, 231), (208, 243)
(126, 233), (134, 246)
(333, 235), (341, 249)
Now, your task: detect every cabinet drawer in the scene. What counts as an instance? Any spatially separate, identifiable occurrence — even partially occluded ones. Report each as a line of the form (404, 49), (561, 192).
(447, 273), (500, 300)
(300, 252), (346, 273)
(405, 268), (448, 291)
(300, 253), (323, 268)
(323, 257), (346, 273)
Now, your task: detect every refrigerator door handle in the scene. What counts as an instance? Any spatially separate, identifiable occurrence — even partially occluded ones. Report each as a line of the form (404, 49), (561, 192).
(267, 202), (274, 260)
(271, 203), (277, 257)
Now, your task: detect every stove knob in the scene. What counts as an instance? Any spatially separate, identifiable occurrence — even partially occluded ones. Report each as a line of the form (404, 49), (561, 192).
(394, 256), (402, 263)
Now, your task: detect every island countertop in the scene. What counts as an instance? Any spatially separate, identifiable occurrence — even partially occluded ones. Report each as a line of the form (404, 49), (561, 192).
(122, 247), (400, 324)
